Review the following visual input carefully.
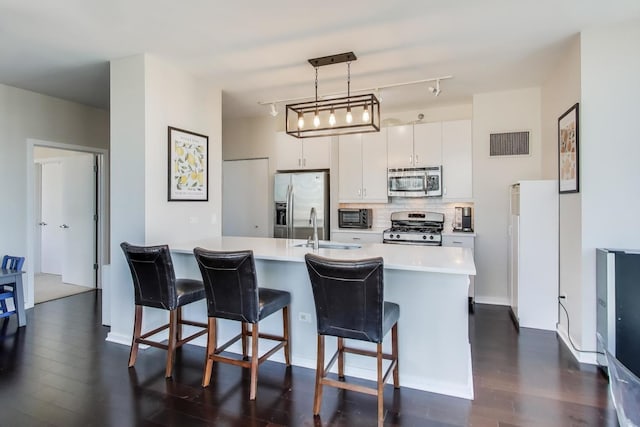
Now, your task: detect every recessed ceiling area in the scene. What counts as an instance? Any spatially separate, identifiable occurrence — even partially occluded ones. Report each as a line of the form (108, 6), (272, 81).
(1, 0), (639, 119)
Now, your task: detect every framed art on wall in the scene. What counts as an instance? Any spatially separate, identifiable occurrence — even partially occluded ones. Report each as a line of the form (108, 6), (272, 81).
(558, 103), (579, 194)
(168, 126), (209, 201)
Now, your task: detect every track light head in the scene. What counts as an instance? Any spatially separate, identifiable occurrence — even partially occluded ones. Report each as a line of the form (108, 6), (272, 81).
(269, 103), (279, 117)
(428, 79), (441, 97)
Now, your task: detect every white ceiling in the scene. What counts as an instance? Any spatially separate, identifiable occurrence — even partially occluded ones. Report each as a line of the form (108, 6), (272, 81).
(1, 0), (639, 119)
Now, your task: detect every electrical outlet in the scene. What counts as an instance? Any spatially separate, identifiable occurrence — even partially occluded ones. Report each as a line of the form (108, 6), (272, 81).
(298, 312), (311, 323)
(559, 292), (567, 300)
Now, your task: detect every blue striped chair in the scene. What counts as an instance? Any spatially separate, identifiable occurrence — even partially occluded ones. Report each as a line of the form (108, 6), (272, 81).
(0, 256), (25, 320)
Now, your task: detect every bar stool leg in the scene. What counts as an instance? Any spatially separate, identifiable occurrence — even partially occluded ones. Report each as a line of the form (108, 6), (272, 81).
(249, 322), (259, 400)
(377, 343), (384, 427)
(176, 307), (183, 342)
(165, 310), (179, 378)
(337, 337), (345, 379)
(283, 306), (291, 366)
(241, 322), (249, 360)
(392, 323), (400, 388)
(129, 305), (143, 367)
(202, 318), (216, 387)
(313, 335), (325, 415)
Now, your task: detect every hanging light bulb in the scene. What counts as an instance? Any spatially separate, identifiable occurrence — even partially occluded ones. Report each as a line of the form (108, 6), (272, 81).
(362, 104), (370, 122)
(329, 108), (336, 126)
(346, 106), (353, 124)
(297, 112), (305, 129)
(313, 110), (320, 127)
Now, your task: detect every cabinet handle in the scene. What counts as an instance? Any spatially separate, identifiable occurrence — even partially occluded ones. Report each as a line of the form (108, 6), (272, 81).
(298, 158), (301, 166)
(352, 237), (361, 241)
(357, 189), (361, 196)
(363, 188), (367, 197)
(409, 155), (413, 164)
(303, 158), (307, 167)
(415, 154), (419, 164)
(452, 241), (463, 244)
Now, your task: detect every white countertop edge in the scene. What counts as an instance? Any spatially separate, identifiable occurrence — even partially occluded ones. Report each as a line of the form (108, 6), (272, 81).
(168, 236), (476, 276)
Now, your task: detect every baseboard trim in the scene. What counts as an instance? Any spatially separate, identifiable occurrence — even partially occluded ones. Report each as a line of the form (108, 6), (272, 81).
(555, 325), (597, 365)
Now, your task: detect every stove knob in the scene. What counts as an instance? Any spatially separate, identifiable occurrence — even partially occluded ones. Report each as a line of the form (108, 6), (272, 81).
(429, 235), (434, 240)
(422, 235), (427, 240)
(395, 234), (400, 239)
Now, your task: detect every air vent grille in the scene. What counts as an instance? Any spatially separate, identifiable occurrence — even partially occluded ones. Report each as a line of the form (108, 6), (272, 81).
(490, 131), (530, 156)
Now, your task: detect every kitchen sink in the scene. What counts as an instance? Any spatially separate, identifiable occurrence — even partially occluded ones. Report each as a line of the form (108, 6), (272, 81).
(293, 241), (362, 250)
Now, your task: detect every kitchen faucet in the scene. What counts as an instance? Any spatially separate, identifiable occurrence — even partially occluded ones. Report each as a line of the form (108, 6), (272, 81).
(308, 207), (319, 250)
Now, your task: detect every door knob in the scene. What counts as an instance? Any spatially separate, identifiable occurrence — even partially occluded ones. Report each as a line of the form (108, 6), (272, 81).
(60, 224), (70, 229)
(38, 222), (47, 226)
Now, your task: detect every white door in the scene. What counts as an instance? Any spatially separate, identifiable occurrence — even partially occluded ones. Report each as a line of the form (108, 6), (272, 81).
(222, 159), (269, 237)
(61, 154), (96, 287)
(41, 162), (63, 274)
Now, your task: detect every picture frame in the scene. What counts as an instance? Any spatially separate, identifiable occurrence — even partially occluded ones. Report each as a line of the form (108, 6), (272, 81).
(168, 126), (209, 201)
(558, 103), (579, 194)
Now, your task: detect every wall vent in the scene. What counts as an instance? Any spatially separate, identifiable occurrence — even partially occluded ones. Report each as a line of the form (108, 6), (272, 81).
(490, 131), (530, 156)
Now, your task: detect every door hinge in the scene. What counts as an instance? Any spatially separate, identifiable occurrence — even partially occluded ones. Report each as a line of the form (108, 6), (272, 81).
(93, 165), (98, 172)
(93, 263), (99, 270)
(93, 214), (98, 221)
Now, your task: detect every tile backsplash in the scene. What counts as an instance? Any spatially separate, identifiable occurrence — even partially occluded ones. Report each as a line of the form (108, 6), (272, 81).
(340, 199), (474, 232)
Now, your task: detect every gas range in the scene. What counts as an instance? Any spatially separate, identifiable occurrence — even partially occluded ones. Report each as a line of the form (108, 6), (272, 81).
(383, 211), (444, 246)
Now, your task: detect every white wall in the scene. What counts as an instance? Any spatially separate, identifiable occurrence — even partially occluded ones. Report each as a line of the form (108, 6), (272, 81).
(108, 54), (222, 344)
(145, 55), (222, 242)
(472, 88), (542, 304)
(0, 83), (109, 306)
(577, 19), (640, 359)
(540, 36), (582, 353)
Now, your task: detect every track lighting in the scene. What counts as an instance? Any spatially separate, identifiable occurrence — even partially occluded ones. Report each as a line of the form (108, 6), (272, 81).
(428, 79), (441, 97)
(269, 103), (278, 117)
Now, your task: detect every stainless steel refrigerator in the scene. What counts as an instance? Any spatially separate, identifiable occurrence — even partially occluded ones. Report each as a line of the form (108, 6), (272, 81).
(274, 171), (329, 240)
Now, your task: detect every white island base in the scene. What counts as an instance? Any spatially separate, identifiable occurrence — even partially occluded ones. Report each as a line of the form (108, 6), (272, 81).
(109, 237), (475, 400)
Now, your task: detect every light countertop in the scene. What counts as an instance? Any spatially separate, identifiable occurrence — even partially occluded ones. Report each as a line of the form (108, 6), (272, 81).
(331, 228), (387, 234)
(168, 236), (476, 275)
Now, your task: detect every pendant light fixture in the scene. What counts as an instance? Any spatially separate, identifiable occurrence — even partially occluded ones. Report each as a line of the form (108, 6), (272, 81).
(285, 52), (380, 138)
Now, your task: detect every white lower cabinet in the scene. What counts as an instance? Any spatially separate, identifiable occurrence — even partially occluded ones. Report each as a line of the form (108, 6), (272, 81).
(442, 234), (475, 306)
(338, 130), (388, 203)
(331, 231), (382, 244)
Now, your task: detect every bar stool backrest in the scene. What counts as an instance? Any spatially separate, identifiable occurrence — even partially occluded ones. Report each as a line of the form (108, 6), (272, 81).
(120, 242), (177, 310)
(193, 248), (260, 323)
(305, 254), (385, 343)
(2, 256), (25, 271)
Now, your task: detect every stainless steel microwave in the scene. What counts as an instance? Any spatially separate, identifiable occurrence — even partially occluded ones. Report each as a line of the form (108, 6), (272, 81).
(388, 166), (442, 197)
(338, 208), (373, 229)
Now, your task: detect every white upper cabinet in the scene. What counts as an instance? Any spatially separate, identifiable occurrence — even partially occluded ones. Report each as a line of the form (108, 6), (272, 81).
(338, 129), (388, 203)
(276, 132), (330, 170)
(442, 120), (472, 199)
(386, 125), (414, 168)
(413, 122), (442, 167)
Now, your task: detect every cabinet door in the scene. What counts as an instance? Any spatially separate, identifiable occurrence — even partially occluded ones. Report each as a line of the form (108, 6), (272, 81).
(276, 132), (302, 170)
(442, 235), (474, 249)
(338, 134), (363, 202)
(361, 129), (388, 202)
(387, 125), (414, 168)
(302, 136), (331, 169)
(442, 120), (472, 199)
(413, 122), (442, 167)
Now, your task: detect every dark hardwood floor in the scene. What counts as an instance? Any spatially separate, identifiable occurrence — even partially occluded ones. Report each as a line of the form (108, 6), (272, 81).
(0, 292), (616, 426)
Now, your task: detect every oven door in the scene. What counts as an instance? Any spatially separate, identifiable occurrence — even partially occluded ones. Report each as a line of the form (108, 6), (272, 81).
(388, 171), (427, 197)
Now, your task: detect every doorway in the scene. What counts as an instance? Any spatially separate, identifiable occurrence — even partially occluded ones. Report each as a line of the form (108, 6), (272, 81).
(35, 148), (97, 303)
(222, 158), (270, 237)
(26, 140), (109, 311)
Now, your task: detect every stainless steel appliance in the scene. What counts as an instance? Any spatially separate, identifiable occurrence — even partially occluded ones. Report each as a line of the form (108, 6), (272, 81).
(338, 208), (372, 229)
(274, 171), (329, 240)
(387, 166), (442, 197)
(462, 207), (473, 231)
(597, 248), (640, 378)
(383, 211), (444, 246)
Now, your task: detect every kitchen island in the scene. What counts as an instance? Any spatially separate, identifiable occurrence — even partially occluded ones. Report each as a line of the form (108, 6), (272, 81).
(169, 236), (476, 400)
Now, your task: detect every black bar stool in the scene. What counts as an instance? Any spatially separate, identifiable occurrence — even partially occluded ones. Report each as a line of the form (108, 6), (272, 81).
(121, 242), (208, 378)
(304, 253), (400, 426)
(193, 247), (291, 400)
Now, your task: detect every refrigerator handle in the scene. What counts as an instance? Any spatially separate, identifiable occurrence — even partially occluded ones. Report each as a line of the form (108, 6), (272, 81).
(288, 185), (294, 238)
(286, 184), (292, 239)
